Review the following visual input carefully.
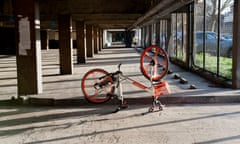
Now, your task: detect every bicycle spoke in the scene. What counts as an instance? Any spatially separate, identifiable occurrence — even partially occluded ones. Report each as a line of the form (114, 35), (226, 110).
(88, 90), (98, 98)
(144, 54), (152, 61)
(154, 49), (159, 60)
(145, 65), (151, 73)
(154, 65), (158, 77)
(92, 73), (98, 83)
(84, 84), (94, 88)
(157, 61), (166, 67)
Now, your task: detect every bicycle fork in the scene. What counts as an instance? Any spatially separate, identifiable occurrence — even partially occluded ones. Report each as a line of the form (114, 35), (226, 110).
(149, 65), (164, 112)
(114, 75), (128, 113)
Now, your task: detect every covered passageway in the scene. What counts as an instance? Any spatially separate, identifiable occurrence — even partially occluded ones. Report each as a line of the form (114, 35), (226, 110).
(0, 0), (240, 100)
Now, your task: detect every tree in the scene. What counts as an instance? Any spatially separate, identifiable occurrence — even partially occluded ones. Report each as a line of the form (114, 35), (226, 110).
(206, 0), (233, 32)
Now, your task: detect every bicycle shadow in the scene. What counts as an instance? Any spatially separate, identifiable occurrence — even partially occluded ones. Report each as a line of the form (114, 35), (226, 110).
(21, 109), (240, 144)
(0, 104), (147, 137)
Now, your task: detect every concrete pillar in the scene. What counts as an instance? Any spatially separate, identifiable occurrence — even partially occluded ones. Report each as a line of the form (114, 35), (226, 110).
(103, 30), (107, 48)
(58, 14), (73, 74)
(145, 26), (148, 47)
(76, 21), (86, 64)
(125, 30), (133, 48)
(141, 27), (145, 48)
(93, 26), (99, 54)
(148, 24), (152, 46)
(232, 0), (240, 89)
(166, 18), (172, 52)
(40, 30), (48, 50)
(107, 31), (112, 46)
(86, 24), (93, 57)
(155, 21), (160, 47)
(99, 28), (103, 51)
(13, 0), (42, 95)
(142, 27), (144, 47)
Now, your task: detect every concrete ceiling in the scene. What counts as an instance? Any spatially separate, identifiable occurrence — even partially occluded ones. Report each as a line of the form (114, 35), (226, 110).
(0, 0), (193, 29)
(39, 0), (155, 29)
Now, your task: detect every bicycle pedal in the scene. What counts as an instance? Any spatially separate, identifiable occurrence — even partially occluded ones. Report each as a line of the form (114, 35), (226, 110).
(149, 105), (163, 112)
(142, 108), (161, 115)
(112, 105), (128, 113)
(120, 104), (128, 109)
(107, 93), (118, 99)
(112, 107), (121, 113)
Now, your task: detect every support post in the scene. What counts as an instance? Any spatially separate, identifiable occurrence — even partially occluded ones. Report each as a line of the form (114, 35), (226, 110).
(13, 0), (42, 95)
(99, 28), (103, 51)
(76, 21), (86, 63)
(40, 30), (48, 50)
(86, 24), (93, 57)
(155, 20), (160, 47)
(58, 14), (73, 74)
(232, 0), (240, 89)
(148, 24), (152, 46)
(93, 26), (99, 54)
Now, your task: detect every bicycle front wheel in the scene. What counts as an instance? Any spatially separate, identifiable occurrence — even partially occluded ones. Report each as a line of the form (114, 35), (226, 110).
(81, 69), (114, 104)
(140, 45), (169, 81)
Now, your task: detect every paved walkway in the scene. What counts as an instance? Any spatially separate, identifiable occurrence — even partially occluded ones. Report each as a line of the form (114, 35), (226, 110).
(1, 104), (240, 144)
(1, 48), (240, 144)
(0, 47), (240, 105)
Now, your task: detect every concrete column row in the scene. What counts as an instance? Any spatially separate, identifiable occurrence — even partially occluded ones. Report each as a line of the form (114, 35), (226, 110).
(82, 24), (103, 58)
(14, 0), (104, 96)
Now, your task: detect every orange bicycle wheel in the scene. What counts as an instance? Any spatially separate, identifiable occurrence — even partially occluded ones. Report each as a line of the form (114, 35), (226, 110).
(81, 69), (114, 103)
(140, 45), (169, 81)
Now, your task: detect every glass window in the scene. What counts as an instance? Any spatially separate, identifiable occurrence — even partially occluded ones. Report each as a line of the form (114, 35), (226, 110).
(169, 13), (177, 58)
(219, 0), (233, 79)
(205, 0), (218, 73)
(193, 0), (233, 79)
(194, 0), (204, 68)
(160, 20), (167, 51)
(169, 13), (187, 62)
(152, 23), (156, 45)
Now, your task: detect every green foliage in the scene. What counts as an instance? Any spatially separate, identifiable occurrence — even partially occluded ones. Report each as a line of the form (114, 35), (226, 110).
(195, 53), (232, 79)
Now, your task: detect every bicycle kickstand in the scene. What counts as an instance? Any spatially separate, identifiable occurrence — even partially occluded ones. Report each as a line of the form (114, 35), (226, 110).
(113, 99), (128, 113)
(113, 77), (128, 113)
(148, 97), (164, 112)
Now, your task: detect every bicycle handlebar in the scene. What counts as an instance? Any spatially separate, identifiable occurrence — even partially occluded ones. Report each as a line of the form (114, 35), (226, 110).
(118, 63), (122, 71)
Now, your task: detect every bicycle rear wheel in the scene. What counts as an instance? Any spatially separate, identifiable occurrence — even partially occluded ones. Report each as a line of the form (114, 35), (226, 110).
(140, 45), (168, 81)
(81, 69), (114, 104)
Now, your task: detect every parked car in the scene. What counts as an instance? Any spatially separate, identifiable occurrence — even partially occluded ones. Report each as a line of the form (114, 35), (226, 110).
(195, 31), (232, 57)
(221, 34), (232, 41)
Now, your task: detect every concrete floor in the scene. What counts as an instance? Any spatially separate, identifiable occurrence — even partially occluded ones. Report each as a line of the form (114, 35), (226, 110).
(1, 104), (240, 144)
(1, 47), (240, 144)
(0, 47), (240, 105)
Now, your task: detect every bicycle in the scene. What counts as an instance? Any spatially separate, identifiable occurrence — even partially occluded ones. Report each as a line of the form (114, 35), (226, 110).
(81, 45), (170, 113)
